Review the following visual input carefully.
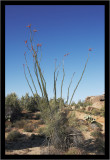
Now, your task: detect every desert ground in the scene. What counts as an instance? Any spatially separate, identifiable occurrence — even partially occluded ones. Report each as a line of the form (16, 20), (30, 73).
(5, 94), (105, 155)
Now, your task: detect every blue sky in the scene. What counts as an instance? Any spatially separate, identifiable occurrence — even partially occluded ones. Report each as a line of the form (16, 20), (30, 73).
(5, 5), (105, 103)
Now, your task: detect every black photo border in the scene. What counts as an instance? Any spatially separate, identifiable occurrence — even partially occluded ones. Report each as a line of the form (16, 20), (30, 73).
(1, 1), (109, 159)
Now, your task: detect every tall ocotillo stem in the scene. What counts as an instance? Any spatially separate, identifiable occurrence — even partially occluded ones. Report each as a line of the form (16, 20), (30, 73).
(24, 52), (38, 95)
(61, 58), (65, 102)
(54, 60), (61, 106)
(54, 60), (57, 106)
(23, 64), (34, 96)
(34, 57), (44, 97)
(69, 53), (89, 105)
(66, 72), (75, 104)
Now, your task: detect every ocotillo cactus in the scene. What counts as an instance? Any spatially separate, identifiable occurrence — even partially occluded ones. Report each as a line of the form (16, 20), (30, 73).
(23, 24), (92, 119)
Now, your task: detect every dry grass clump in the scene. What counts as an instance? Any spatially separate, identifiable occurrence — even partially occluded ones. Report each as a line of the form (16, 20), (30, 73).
(13, 119), (27, 129)
(41, 146), (63, 155)
(24, 123), (34, 132)
(64, 147), (84, 155)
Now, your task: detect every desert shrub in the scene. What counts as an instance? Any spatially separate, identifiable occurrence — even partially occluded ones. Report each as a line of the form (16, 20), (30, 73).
(100, 111), (104, 117)
(94, 122), (102, 130)
(5, 93), (22, 122)
(78, 125), (88, 132)
(75, 104), (80, 110)
(75, 100), (92, 110)
(43, 109), (85, 151)
(91, 130), (105, 153)
(21, 93), (40, 112)
(91, 109), (101, 116)
(68, 111), (78, 127)
(13, 119), (27, 129)
(37, 119), (45, 125)
(6, 130), (22, 141)
(5, 125), (12, 132)
(33, 122), (38, 129)
(24, 124), (34, 132)
(95, 137), (105, 153)
(37, 127), (46, 136)
(91, 130), (103, 138)
(41, 146), (63, 155)
(35, 112), (41, 120)
(23, 113), (33, 119)
(100, 107), (105, 117)
(71, 101), (76, 106)
(64, 147), (83, 155)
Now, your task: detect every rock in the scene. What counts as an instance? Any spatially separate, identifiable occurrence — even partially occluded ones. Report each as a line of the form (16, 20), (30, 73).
(85, 94), (104, 104)
(85, 94), (105, 110)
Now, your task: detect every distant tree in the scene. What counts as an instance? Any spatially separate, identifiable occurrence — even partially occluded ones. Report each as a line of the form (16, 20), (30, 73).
(5, 93), (22, 121)
(21, 93), (40, 112)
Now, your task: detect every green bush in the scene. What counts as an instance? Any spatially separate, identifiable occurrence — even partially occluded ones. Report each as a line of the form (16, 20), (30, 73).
(5, 93), (22, 122)
(75, 100), (92, 110)
(71, 101), (76, 106)
(6, 130), (22, 141)
(21, 93), (40, 112)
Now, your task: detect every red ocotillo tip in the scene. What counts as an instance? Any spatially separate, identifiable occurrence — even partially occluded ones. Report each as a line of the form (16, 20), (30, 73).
(37, 43), (42, 47)
(64, 53), (70, 57)
(33, 29), (38, 32)
(31, 44), (33, 50)
(89, 48), (93, 51)
(24, 40), (27, 44)
(26, 24), (31, 28)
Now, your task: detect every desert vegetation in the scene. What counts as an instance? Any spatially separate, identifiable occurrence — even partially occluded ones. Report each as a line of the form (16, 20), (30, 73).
(5, 24), (105, 155)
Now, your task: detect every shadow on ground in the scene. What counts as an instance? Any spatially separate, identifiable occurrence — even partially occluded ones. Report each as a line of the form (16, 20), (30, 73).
(5, 134), (46, 151)
(78, 138), (105, 155)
